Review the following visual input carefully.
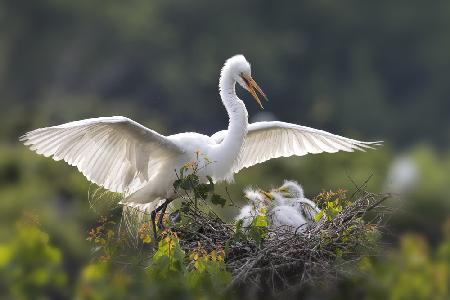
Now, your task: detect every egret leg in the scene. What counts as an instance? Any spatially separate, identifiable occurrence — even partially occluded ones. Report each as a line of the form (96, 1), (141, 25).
(150, 210), (158, 241)
(157, 198), (174, 230)
(150, 198), (175, 240)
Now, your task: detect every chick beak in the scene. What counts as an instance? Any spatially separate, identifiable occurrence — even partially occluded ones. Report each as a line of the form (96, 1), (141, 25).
(276, 187), (288, 193)
(261, 190), (273, 200)
(241, 74), (268, 109)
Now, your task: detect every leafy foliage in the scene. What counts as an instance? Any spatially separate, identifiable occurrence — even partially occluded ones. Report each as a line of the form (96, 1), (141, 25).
(75, 159), (235, 299)
(173, 153), (227, 209)
(233, 211), (269, 248)
(353, 231), (450, 300)
(79, 225), (232, 300)
(314, 189), (351, 221)
(152, 231), (186, 274)
(0, 218), (67, 299)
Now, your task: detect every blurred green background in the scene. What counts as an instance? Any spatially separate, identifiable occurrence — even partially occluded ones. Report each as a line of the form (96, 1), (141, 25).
(1, 0), (449, 299)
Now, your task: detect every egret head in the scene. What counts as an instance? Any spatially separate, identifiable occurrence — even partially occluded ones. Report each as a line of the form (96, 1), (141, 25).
(223, 55), (268, 109)
(276, 180), (305, 199)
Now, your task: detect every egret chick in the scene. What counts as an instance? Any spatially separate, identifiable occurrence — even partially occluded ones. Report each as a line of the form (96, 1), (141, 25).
(269, 205), (308, 232)
(235, 205), (254, 228)
(277, 180), (305, 198)
(274, 180), (320, 221)
(235, 187), (269, 227)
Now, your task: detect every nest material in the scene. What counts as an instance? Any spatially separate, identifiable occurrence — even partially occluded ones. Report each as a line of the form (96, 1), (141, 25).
(172, 190), (390, 291)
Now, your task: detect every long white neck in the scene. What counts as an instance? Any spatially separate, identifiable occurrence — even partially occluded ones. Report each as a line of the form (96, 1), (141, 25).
(210, 65), (248, 180)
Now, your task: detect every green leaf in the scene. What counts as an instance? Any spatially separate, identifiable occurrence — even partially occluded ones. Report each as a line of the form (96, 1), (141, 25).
(152, 234), (185, 272)
(180, 164), (189, 177)
(253, 215), (268, 227)
(194, 183), (209, 199)
(173, 179), (182, 190)
(314, 210), (324, 222)
(179, 174), (199, 190)
(142, 234), (151, 244)
(210, 194), (226, 207)
(235, 219), (243, 232)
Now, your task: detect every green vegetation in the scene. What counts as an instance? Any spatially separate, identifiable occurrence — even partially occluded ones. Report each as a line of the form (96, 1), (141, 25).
(346, 222), (450, 300)
(1, 136), (449, 298)
(0, 220), (67, 299)
(1, 0), (449, 298)
(77, 230), (231, 300)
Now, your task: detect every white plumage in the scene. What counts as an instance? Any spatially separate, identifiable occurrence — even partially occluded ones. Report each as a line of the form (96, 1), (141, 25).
(235, 182), (320, 233)
(21, 55), (381, 213)
(235, 187), (270, 227)
(243, 187), (269, 211)
(269, 205), (307, 231)
(22, 117), (182, 195)
(235, 205), (255, 228)
(272, 180), (320, 222)
(211, 122), (380, 175)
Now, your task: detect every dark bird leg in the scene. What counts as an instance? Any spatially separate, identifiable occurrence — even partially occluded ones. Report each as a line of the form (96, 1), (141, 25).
(150, 198), (174, 240)
(157, 198), (174, 230)
(150, 210), (158, 242)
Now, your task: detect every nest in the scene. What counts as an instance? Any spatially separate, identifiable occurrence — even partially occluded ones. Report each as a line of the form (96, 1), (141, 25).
(172, 189), (390, 292)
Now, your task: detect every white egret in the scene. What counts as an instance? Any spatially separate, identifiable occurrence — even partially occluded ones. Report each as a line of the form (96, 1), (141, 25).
(20, 54), (380, 237)
(243, 187), (270, 211)
(384, 155), (419, 195)
(276, 180), (306, 199)
(273, 180), (320, 221)
(235, 187), (268, 227)
(236, 187), (308, 231)
(235, 205), (255, 228)
(269, 205), (308, 232)
(235, 188), (265, 227)
(235, 183), (316, 233)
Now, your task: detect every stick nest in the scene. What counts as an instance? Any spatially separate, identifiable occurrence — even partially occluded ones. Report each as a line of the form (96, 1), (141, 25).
(172, 189), (390, 291)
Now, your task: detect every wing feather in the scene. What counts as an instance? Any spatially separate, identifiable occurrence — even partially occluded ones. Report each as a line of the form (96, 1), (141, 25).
(211, 121), (382, 173)
(20, 116), (183, 194)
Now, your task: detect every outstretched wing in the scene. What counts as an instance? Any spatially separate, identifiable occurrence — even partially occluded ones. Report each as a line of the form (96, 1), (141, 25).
(20, 116), (183, 194)
(212, 121), (382, 174)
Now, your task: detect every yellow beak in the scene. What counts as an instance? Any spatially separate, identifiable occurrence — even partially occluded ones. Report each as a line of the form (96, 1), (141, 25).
(261, 190), (273, 200)
(276, 187), (289, 193)
(241, 74), (268, 109)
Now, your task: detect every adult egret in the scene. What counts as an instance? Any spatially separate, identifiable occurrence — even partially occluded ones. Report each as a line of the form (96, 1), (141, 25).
(20, 54), (380, 237)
